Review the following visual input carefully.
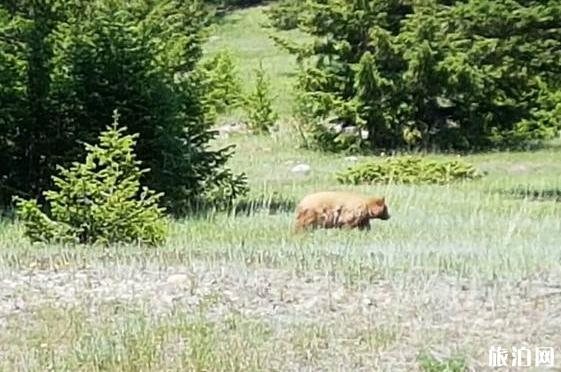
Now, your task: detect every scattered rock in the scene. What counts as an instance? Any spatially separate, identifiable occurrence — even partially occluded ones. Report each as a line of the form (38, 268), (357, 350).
(215, 121), (246, 137)
(446, 119), (460, 128)
(508, 163), (530, 174)
(291, 163), (311, 175)
(342, 126), (358, 135)
(0, 263), (560, 372)
(166, 274), (189, 286)
(330, 288), (346, 303)
(324, 120), (344, 133)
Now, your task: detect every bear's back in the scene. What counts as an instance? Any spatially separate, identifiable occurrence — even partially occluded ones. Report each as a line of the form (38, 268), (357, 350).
(296, 191), (367, 212)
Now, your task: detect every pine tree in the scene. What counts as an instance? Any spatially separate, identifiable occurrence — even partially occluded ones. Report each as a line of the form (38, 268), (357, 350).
(198, 50), (243, 123)
(244, 62), (279, 133)
(274, 0), (561, 151)
(14, 110), (167, 246)
(0, 0), (248, 213)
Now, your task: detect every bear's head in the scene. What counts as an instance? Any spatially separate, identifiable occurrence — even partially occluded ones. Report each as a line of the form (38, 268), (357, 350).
(367, 197), (390, 220)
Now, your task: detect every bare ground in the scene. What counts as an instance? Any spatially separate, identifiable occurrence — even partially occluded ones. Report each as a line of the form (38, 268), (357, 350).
(1, 263), (561, 371)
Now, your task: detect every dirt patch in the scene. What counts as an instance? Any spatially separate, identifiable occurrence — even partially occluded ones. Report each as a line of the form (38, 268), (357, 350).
(1, 263), (560, 371)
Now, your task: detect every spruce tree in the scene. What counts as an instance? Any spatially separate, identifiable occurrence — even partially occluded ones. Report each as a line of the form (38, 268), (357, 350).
(15, 110), (167, 246)
(244, 62), (279, 133)
(0, 0), (248, 213)
(273, 0), (561, 151)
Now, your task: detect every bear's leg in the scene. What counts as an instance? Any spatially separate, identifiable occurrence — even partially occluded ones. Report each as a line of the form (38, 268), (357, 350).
(357, 219), (371, 231)
(321, 206), (342, 229)
(294, 209), (318, 232)
(339, 209), (368, 230)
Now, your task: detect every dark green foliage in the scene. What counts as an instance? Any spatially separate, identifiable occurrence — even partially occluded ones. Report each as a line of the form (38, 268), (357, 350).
(265, 0), (303, 31)
(336, 156), (484, 185)
(198, 50), (243, 123)
(0, 1), (59, 202)
(0, 7), (28, 196)
(274, 0), (561, 152)
(204, 0), (279, 16)
(199, 167), (249, 211)
(204, 0), (275, 10)
(14, 111), (167, 246)
(244, 62), (279, 133)
(0, 0), (248, 214)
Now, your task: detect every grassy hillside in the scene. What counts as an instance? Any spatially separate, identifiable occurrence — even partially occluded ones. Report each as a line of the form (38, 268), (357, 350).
(1, 5), (560, 371)
(204, 5), (306, 117)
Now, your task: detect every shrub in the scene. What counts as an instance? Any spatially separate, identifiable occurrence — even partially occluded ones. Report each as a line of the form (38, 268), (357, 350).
(14, 111), (167, 246)
(244, 62), (278, 133)
(0, 0), (247, 214)
(198, 50), (243, 123)
(418, 351), (467, 372)
(265, 0), (303, 31)
(199, 167), (249, 211)
(336, 156), (484, 185)
(273, 0), (561, 152)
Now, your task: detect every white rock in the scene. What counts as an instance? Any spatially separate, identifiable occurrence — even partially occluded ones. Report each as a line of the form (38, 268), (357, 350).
(332, 123), (344, 133)
(291, 163), (311, 175)
(166, 274), (189, 286)
(345, 156), (358, 162)
(509, 164), (529, 173)
(215, 121), (246, 136)
(360, 129), (369, 139)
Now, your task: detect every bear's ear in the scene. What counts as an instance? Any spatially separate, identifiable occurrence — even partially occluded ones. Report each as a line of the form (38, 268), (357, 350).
(376, 197), (385, 205)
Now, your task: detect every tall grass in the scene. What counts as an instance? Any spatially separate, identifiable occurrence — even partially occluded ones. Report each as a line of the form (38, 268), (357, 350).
(2, 132), (560, 281)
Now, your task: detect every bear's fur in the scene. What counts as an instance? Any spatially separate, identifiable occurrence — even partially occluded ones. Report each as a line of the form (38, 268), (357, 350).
(294, 191), (390, 232)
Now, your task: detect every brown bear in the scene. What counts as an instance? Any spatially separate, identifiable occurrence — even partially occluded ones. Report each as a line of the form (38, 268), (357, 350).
(294, 191), (390, 232)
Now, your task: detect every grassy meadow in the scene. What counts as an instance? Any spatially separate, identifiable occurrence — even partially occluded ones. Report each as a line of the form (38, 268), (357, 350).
(1, 5), (560, 372)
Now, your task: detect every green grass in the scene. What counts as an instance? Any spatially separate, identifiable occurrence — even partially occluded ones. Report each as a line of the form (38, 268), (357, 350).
(5, 133), (559, 280)
(1, 5), (560, 371)
(0, 299), (405, 371)
(0, 302), (275, 371)
(418, 351), (467, 372)
(203, 5), (307, 117)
